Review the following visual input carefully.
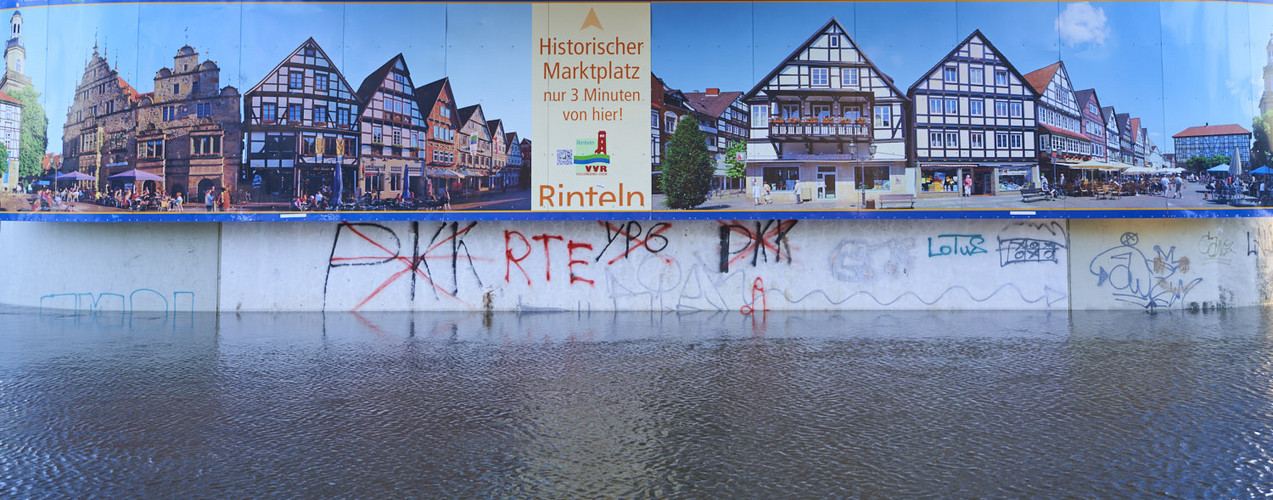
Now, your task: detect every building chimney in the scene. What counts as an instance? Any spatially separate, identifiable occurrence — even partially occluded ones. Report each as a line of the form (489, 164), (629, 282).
(707, 88), (720, 96)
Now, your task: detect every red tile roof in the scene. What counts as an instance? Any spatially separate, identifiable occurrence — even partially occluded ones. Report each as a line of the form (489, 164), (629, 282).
(1023, 62), (1061, 95)
(1172, 124), (1251, 138)
(1040, 123), (1089, 142)
(683, 90), (744, 119)
(1129, 118), (1140, 141)
(0, 90), (20, 105)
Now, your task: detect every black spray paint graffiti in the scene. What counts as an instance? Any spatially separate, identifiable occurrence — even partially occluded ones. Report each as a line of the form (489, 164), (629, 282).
(596, 221), (671, 265)
(997, 221), (1067, 266)
(324, 222), (484, 311)
(926, 234), (987, 257)
(1088, 232), (1201, 310)
(1247, 226), (1273, 256)
(718, 220), (798, 273)
(828, 238), (915, 282)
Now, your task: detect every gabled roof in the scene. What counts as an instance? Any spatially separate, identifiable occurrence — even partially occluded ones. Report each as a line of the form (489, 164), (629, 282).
(1172, 124), (1252, 138)
(486, 118), (503, 138)
(1129, 117), (1141, 142)
(1023, 62), (1062, 95)
(118, 76), (140, 102)
(413, 77), (460, 129)
(907, 29), (1041, 100)
(247, 37), (360, 105)
(356, 54), (404, 104)
(1074, 88), (1099, 112)
(1116, 113), (1132, 135)
(683, 91), (744, 119)
(458, 104), (483, 126)
(1101, 106), (1116, 122)
(744, 17), (908, 102)
(505, 132), (518, 144)
(1040, 123), (1089, 142)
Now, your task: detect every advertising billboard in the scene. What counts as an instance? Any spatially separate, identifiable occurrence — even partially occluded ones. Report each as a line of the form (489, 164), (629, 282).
(0, 0), (1271, 221)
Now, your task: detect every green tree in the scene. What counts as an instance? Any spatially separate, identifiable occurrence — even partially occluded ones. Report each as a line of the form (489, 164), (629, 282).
(660, 115), (713, 209)
(723, 141), (747, 181)
(10, 86), (47, 180)
(1253, 112), (1273, 169)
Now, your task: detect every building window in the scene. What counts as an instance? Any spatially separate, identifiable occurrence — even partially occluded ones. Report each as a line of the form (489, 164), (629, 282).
(373, 126), (383, 144)
(262, 103), (277, 122)
(929, 131), (944, 148)
(945, 131), (959, 147)
(971, 133), (984, 148)
(1010, 102), (1023, 117)
(192, 135), (221, 156)
(313, 107), (326, 123)
(163, 106), (177, 121)
(995, 132), (1009, 148)
(290, 71), (303, 90)
(338, 108), (350, 125)
(811, 67), (828, 87)
(316, 74), (328, 92)
(828, 35), (839, 48)
(970, 100), (983, 116)
(842, 67), (858, 86)
(811, 104), (830, 119)
(303, 44), (316, 57)
(1011, 133), (1023, 148)
(665, 115), (676, 133)
(873, 106), (890, 128)
(172, 84), (179, 94)
(651, 110), (658, 128)
(944, 99), (958, 115)
(929, 98), (942, 115)
(943, 66), (958, 83)
(995, 70), (1009, 85)
(763, 166), (800, 191)
(392, 129), (401, 146)
(138, 139), (164, 159)
(288, 104), (303, 123)
(970, 67), (984, 85)
(196, 103), (211, 118)
(995, 101), (1009, 117)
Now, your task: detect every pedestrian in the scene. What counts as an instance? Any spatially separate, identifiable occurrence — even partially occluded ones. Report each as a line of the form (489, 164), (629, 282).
(218, 188), (230, 211)
(175, 191), (183, 211)
(752, 180), (761, 206)
(963, 174), (972, 197)
(205, 188), (215, 212)
(763, 183), (772, 204)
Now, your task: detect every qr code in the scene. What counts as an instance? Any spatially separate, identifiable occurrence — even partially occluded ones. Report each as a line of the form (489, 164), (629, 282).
(556, 149), (573, 166)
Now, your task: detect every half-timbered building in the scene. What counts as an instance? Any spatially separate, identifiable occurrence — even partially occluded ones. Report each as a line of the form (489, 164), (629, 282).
(504, 132), (522, 189)
(1102, 106), (1120, 164)
(244, 38), (361, 201)
(1115, 113), (1134, 164)
(685, 88), (749, 190)
(1073, 89), (1106, 162)
(744, 18), (910, 204)
(1024, 62), (1090, 183)
(485, 118), (507, 189)
(1131, 118), (1145, 166)
(455, 104), (492, 192)
(908, 30), (1039, 196)
(356, 54), (429, 199)
(413, 77), (461, 197)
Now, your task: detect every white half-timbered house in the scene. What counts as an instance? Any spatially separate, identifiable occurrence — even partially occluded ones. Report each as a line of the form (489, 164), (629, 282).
(356, 54), (429, 199)
(455, 104), (492, 192)
(1073, 89), (1105, 163)
(1024, 62), (1090, 183)
(907, 30), (1039, 196)
(742, 18), (910, 204)
(1102, 106), (1120, 163)
(244, 38), (361, 200)
(1116, 113), (1134, 164)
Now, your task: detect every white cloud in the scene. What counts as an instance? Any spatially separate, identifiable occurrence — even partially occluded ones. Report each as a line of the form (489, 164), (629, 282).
(1056, 2), (1110, 47)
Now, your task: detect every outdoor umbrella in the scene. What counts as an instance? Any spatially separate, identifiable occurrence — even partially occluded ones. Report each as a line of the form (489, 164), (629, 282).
(54, 171), (95, 181)
(333, 162), (343, 204)
(107, 169), (164, 182)
(1207, 164), (1231, 173)
(1251, 166), (1273, 175)
(402, 164), (412, 200)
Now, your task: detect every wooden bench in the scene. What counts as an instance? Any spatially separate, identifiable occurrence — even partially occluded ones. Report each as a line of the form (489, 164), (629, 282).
(1020, 187), (1050, 203)
(877, 193), (915, 209)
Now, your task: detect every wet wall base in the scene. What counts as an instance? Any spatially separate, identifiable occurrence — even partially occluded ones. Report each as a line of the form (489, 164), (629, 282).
(2, 218), (1270, 313)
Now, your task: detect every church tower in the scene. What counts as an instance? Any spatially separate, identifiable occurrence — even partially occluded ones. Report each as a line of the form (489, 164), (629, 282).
(0, 10), (31, 95)
(1261, 33), (1273, 120)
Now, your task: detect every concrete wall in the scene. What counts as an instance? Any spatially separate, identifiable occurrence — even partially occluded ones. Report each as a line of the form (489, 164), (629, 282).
(2, 218), (1271, 313)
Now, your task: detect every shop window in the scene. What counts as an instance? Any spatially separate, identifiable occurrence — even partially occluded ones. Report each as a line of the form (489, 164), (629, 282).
(763, 166), (799, 191)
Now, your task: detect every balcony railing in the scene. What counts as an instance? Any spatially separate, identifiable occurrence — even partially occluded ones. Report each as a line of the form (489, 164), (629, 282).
(769, 121), (871, 141)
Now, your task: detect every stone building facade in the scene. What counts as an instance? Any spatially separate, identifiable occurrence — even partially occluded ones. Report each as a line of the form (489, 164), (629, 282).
(63, 45), (140, 189)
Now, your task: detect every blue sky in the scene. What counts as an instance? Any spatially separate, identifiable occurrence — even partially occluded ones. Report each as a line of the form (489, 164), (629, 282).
(654, 1), (1273, 155)
(8, 2), (530, 154)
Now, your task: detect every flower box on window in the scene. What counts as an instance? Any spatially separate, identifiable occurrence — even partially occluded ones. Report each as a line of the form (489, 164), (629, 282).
(803, 117), (817, 124)
(855, 118), (868, 125)
(771, 117), (785, 124)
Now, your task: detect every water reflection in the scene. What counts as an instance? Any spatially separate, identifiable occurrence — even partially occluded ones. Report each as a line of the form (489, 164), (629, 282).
(2, 307), (1273, 496)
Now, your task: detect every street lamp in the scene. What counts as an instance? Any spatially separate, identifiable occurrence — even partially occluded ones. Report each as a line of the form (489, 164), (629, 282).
(857, 143), (878, 209)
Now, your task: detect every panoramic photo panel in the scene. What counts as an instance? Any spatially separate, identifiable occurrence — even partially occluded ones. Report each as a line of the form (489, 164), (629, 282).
(650, 1), (753, 211)
(1161, 0), (1263, 210)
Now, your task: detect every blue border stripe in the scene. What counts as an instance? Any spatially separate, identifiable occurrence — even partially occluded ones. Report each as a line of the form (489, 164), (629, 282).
(5, 207), (1273, 222)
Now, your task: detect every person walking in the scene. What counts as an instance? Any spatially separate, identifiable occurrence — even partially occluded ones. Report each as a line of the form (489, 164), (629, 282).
(963, 174), (972, 197)
(204, 188), (215, 212)
(752, 180), (762, 206)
